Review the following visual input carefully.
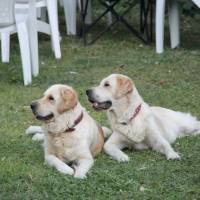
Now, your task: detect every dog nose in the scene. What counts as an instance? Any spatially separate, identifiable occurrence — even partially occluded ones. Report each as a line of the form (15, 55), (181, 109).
(86, 89), (92, 96)
(30, 102), (37, 111)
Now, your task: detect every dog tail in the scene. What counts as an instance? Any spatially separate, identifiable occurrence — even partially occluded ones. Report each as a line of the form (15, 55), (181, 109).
(102, 126), (112, 138)
(190, 121), (200, 136)
(176, 112), (200, 137)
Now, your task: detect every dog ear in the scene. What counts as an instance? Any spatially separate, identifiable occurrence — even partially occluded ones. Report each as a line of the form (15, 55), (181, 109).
(115, 76), (133, 99)
(58, 87), (78, 114)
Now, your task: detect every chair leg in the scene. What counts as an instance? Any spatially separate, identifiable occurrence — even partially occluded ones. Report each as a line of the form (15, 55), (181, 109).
(107, 13), (112, 26)
(1, 32), (10, 63)
(59, 0), (64, 7)
(78, 0), (92, 25)
(37, 7), (47, 21)
(16, 22), (32, 85)
(28, 0), (39, 77)
(106, 1), (112, 26)
(168, 0), (180, 49)
(77, 0), (81, 9)
(47, 0), (61, 59)
(63, 0), (77, 35)
(41, 7), (47, 21)
(155, 0), (165, 54)
(84, 0), (92, 25)
(37, 7), (41, 18)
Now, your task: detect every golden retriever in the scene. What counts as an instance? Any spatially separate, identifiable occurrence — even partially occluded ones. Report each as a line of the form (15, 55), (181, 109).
(26, 84), (110, 179)
(86, 74), (200, 162)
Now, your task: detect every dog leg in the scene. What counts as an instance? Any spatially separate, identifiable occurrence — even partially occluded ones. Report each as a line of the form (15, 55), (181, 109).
(147, 118), (181, 160)
(25, 126), (44, 141)
(32, 133), (44, 141)
(26, 126), (43, 135)
(104, 132), (130, 162)
(45, 154), (74, 175)
(74, 155), (94, 179)
(102, 126), (112, 138)
(148, 133), (180, 160)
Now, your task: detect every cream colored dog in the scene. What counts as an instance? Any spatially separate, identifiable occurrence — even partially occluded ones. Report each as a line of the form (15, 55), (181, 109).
(86, 74), (200, 162)
(26, 84), (110, 179)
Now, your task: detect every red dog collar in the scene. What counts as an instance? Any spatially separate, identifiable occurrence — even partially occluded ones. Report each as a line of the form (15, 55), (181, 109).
(65, 111), (83, 132)
(121, 104), (142, 125)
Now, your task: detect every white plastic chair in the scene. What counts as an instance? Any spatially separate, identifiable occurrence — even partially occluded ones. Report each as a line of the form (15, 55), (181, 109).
(193, 0), (200, 7)
(60, 0), (92, 35)
(15, 0), (61, 77)
(156, 0), (200, 54)
(156, 0), (180, 54)
(60, 0), (111, 35)
(0, 0), (32, 85)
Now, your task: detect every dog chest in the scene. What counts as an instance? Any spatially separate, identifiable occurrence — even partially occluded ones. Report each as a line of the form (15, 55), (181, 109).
(46, 133), (80, 161)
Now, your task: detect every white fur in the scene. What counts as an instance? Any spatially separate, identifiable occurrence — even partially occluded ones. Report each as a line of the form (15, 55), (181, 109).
(102, 126), (112, 138)
(32, 133), (44, 141)
(91, 74), (200, 161)
(45, 154), (74, 175)
(26, 126), (43, 135)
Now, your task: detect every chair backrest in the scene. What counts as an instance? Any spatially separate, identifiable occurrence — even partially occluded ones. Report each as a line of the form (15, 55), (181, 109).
(0, 0), (15, 27)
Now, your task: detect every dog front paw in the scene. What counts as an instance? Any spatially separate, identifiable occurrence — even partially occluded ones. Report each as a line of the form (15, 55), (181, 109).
(26, 126), (43, 135)
(57, 165), (74, 175)
(26, 126), (36, 135)
(167, 152), (181, 160)
(32, 133), (44, 141)
(116, 154), (130, 162)
(74, 171), (87, 179)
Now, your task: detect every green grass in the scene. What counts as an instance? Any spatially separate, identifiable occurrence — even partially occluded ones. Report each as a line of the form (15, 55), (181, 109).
(0, 12), (200, 200)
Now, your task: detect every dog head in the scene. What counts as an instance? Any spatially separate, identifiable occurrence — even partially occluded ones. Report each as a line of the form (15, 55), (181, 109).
(30, 84), (78, 122)
(86, 74), (133, 111)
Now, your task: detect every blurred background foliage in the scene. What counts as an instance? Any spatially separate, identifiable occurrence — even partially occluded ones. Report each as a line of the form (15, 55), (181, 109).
(181, 1), (199, 19)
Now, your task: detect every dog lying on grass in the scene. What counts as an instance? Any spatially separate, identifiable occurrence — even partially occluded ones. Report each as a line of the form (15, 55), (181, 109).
(86, 74), (200, 162)
(26, 84), (110, 179)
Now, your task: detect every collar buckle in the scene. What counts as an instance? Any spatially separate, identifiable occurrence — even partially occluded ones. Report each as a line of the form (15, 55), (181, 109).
(65, 111), (83, 132)
(121, 104), (142, 125)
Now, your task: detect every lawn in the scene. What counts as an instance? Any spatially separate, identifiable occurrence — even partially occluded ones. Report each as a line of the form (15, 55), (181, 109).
(0, 10), (200, 200)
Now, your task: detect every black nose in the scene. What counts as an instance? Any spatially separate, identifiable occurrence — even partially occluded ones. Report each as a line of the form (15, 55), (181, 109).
(30, 102), (37, 111)
(86, 89), (92, 96)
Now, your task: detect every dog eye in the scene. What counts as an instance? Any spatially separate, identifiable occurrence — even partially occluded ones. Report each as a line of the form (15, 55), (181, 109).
(48, 96), (54, 101)
(104, 82), (110, 87)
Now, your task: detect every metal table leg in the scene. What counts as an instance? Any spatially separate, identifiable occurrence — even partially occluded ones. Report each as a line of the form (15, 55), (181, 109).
(80, 0), (154, 45)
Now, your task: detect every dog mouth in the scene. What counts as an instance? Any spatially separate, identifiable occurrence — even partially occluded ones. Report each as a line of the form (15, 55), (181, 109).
(88, 99), (112, 111)
(32, 111), (54, 121)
